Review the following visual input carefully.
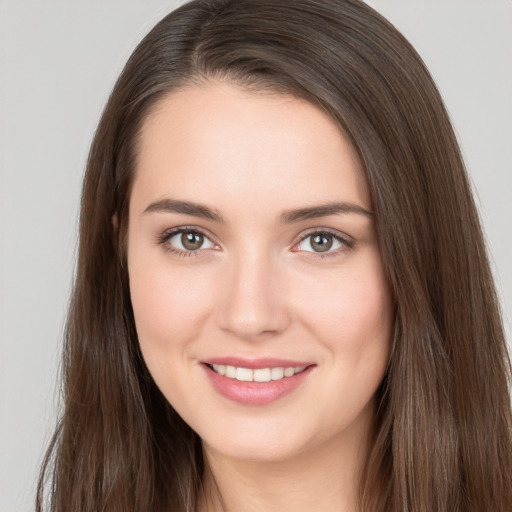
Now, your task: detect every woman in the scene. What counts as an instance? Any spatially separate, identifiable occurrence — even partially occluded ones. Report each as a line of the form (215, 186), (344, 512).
(37, 1), (512, 511)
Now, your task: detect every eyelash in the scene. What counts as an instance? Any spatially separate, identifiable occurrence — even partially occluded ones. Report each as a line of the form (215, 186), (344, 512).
(156, 226), (218, 258)
(292, 228), (355, 259)
(156, 226), (354, 259)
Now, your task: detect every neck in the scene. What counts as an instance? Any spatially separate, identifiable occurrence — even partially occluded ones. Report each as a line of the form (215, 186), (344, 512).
(197, 414), (373, 512)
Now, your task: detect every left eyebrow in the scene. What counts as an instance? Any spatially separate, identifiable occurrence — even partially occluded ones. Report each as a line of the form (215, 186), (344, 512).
(279, 202), (373, 224)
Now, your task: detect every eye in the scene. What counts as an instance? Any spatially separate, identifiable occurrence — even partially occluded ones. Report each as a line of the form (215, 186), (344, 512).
(294, 230), (351, 255)
(159, 228), (217, 254)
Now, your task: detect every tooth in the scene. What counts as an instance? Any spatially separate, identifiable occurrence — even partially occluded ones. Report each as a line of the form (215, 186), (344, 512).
(271, 367), (284, 380)
(253, 368), (271, 382)
(284, 367), (295, 377)
(225, 365), (236, 378)
(213, 364), (306, 381)
(236, 367), (253, 381)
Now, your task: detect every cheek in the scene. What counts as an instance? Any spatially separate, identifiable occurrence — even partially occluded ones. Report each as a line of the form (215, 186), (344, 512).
(128, 249), (214, 358)
(294, 261), (393, 435)
(296, 257), (393, 367)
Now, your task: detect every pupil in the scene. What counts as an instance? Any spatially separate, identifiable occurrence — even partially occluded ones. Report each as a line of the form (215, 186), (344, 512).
(311, 234), (332, 252)
(181, 232), (203, 250)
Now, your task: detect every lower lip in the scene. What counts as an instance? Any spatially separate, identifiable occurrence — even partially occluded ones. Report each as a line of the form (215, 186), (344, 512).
(202, 364), (314, 406)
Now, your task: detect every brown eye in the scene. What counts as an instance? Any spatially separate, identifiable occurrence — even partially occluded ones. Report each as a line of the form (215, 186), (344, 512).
(181, 232), (204, 250)
(295, 231), (346, 255)
(166, 229), (216, 252)
(310, 234), (333, 252)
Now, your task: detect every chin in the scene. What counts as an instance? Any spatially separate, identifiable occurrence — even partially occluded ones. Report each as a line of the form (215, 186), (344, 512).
(203, 434), (307, 464)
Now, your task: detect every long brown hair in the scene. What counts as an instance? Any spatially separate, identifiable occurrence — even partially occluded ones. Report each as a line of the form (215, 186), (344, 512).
(37, 1), (512, 511)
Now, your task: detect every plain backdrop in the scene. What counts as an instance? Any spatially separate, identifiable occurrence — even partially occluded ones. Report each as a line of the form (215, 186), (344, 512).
(0, 1), (511, 510)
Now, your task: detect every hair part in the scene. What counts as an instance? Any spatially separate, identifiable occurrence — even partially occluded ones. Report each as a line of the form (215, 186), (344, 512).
(38, 1), (512, 511)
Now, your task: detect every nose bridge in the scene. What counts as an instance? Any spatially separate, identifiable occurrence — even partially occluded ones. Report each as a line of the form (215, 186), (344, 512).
(217, 242), (289, 339)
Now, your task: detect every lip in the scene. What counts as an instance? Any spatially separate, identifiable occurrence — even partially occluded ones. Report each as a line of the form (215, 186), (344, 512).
(201, 359), (315, 406)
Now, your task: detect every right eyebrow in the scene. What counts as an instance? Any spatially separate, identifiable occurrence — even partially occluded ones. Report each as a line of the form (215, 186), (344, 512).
(143, 198), (224, 222)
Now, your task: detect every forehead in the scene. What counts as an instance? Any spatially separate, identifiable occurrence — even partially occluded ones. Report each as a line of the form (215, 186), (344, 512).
(131, 81), (370, 217)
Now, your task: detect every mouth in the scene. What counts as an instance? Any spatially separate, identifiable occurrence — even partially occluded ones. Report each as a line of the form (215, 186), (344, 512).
(201, 359), (315, 406)
(206, 363), (308, 382)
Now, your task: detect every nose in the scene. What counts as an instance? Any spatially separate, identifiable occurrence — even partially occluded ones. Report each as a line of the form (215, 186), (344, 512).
(216, 249), (291, 340)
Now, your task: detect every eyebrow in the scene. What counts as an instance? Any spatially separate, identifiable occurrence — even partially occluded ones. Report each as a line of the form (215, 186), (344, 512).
(143, 198), (373, 223)
(143, 198), (224, 222)
(279, 202), (373, 223)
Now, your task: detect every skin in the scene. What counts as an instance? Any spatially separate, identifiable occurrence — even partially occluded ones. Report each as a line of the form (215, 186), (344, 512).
(127, 81), (394, 512)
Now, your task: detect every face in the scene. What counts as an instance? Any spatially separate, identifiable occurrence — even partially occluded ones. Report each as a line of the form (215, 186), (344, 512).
(127, 81), (393, 463)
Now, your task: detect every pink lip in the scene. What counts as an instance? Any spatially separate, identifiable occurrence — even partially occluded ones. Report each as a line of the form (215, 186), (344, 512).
(201, 360), (315, 406)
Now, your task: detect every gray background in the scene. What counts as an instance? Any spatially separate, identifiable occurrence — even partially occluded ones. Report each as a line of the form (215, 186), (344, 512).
(1, 1), (511, 510)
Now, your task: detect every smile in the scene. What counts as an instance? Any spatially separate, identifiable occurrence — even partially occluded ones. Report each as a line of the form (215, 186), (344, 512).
(208, 364), (307, 382)
(202, 361), (314, 406)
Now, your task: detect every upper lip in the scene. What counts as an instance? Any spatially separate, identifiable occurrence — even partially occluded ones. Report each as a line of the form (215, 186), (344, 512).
(202, 357), (314, 369)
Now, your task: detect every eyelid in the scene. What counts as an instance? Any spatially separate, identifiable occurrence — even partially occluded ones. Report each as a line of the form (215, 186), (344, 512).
(156, 225), (221, 256)
(291, 227), (354, 255)
(156, 225), (354, 258)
